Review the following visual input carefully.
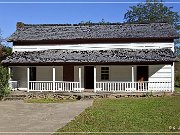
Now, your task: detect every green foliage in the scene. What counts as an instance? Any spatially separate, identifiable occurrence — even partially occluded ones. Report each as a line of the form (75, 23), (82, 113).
(0, 66), (11, 99)
(16, 22), (24, 29)
(55, 97), (180, 133)
(78, 19), (111, 25)
(175, 71), (180, 87)
(124, 0), (180, 30)
(98, 19), (110, 24)
(78, 20), (93, 25)
(0, 29), (12, 61)
(175, 46), (180, 55)
(2, 46), (12, 56)
(175, 54), (180, 87)
(175, 87), (180, 92)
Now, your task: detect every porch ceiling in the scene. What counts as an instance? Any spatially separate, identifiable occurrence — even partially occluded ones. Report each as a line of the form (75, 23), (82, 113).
(1, 49), (178, 66)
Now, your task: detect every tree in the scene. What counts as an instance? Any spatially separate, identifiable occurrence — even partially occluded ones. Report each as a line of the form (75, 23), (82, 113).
(0, 66), (10, 99)
(78, 19), (111, 25)
(124, 0), (180, 30)
(0, 30), (12, 61)
(124, 0), (180, 88)
(0, 29), (11, 99)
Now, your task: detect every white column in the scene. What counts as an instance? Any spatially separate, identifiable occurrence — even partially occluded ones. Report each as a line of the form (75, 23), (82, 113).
(132, 66), (134, 82)
(171, 63), (174, 92)
(53, 67), (56, 92)
(8, 67), (12, 90)
(171, 45), (175, 92)
(132, 66), (135, 89)
(27, 67), (30, 92)
(94, 66), (96, 92)
(79, 67), (81, 90)
(8, 67), (11, 81)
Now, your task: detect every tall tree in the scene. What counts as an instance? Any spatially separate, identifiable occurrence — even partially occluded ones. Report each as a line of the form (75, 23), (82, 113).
(0, 30), (12, 61)
(124, 0), (180, 30)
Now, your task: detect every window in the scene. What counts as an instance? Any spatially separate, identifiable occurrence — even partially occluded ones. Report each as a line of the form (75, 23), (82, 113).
(101, 67), (109, 81)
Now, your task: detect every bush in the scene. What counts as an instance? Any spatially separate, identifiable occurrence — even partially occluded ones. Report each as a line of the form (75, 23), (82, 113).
(175, 71), (180, 87)
(0, 66), (11, 99)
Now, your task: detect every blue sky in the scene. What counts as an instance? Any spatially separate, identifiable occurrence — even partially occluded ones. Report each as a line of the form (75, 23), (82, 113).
(0, 0), (180, 42)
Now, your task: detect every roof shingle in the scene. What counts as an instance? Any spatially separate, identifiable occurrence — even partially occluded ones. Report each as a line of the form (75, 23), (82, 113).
(8, 23), (179, 41)
(2, 49), (178, 65)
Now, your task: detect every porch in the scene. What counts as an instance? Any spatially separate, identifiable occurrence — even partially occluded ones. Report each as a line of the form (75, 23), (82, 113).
(8, 65), (174, 93)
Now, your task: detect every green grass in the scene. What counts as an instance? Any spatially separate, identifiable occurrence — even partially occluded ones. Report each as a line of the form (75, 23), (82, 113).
(24, 98), (76, 103)
(175, 87), (180, 92)
(55, 96), (180, 134)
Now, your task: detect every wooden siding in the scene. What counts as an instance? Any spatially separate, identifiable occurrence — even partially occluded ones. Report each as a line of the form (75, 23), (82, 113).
(36, 66), (63, 81)
(149, 65), (172, 82)
(13, 43), (174, 52)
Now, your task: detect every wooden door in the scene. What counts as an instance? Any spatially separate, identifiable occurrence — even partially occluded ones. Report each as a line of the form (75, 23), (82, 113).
(137, 66), (148, 82)
(30, 67), (36, 81)
(84, 66), (94, 89)
(63, 65), (74, 81)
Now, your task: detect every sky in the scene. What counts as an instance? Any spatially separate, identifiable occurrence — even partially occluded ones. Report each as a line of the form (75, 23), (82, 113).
(0, 0), (180, 45)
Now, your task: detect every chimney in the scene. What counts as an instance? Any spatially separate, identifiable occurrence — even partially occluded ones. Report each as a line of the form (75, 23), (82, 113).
(16, 22), (24, 29)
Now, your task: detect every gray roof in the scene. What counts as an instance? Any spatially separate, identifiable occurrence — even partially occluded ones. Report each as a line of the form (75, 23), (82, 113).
(8, 23), (179, 41)
(2, 49), (177, 65)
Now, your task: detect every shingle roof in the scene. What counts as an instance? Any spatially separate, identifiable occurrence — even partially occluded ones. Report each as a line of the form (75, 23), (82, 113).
(8, 23), (179, 41)
(2, 49), (178, 65)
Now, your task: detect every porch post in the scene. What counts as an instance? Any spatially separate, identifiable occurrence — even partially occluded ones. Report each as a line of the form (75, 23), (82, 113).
(8, 67), (12, 81)
(8, 67), (12, 90)
(171, 64), (174, 92)
(94, 66), (96, 92)
(53, 67), (56, 92)
(27, 67), (30, 92)
(132, 66), (135, 89)
(131, 66), (134, 82)
(78, 67), (81, 90)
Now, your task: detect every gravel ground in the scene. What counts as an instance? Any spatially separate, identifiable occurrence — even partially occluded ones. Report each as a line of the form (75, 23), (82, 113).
(0, 100), (93, 135)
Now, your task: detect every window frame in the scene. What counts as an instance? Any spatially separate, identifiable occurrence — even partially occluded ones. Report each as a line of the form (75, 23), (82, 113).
(100, 66), (110, 81)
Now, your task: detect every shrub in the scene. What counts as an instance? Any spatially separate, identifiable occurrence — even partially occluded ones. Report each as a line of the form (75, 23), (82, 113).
(175, 71), (180, 87)
(0, 66), (11, 99)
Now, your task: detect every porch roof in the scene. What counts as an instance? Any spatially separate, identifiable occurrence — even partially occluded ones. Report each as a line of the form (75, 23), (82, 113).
(1, 49), (178, 66)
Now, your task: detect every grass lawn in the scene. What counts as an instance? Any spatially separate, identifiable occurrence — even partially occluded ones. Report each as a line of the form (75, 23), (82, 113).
(175, 87), (180, 92)
(24, 98), (76, 103)
(55, 96), (180, 134)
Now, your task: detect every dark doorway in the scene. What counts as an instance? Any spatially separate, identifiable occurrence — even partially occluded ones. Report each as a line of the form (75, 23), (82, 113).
(63, 65), (74, 81)
(30, 67), (36, 81)
(29, 67), (36, 89)
(137, 66), (149, 82)
(84, 66), (94, 89)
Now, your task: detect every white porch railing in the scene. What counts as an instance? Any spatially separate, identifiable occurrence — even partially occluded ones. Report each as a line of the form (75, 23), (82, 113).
(96, 81), (172, 92)
(55, 81), (81, 92)
(29, 81), (81, 92)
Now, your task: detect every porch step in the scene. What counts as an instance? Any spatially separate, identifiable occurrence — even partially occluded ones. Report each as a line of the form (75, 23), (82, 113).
(84, 89), (94, 92)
